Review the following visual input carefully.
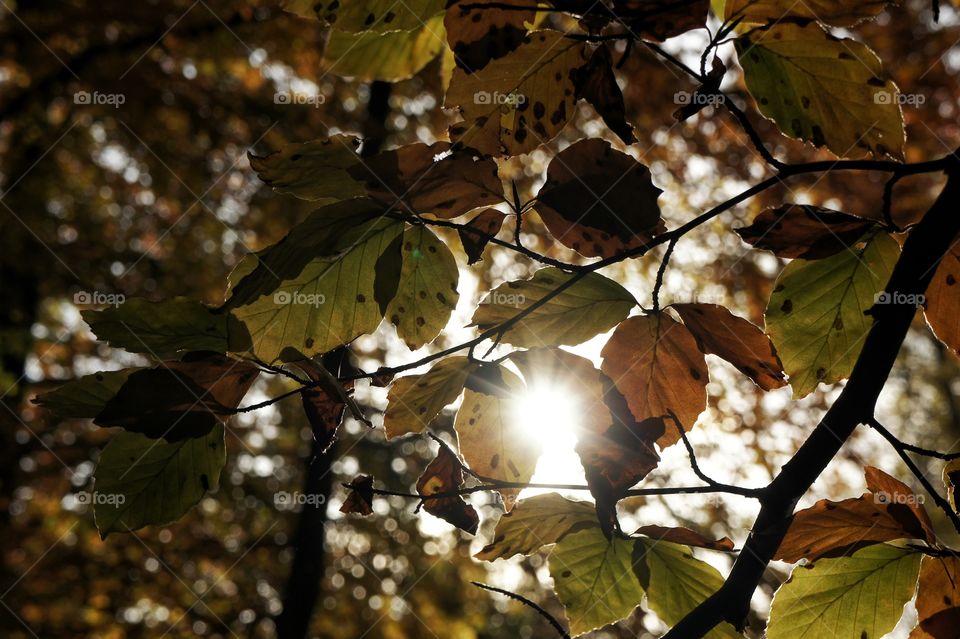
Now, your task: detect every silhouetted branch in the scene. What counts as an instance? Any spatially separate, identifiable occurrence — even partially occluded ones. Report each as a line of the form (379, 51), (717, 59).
(471, 582), (571, 639)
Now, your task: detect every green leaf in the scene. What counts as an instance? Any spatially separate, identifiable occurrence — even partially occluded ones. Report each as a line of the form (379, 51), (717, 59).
(284, 0), (446, 33)
(550, 527), (643, 636)
(476, 493), (598, 561)
(723, 0), (892, 27)
(93, 424), (226, 537)
(82, 298), (229, 359)
(455, 364), (538, 509)
(324, 14), (447, 81)
(633, 538), (742, 638)
(767, 543), (921, 639)
(385, 226), (460, 350)
(765, 231), (899, 398)
(34, 369), (132, 418)
(224, 198), (394, 309)
(471, 268), (636, 347)
(736, 22), (904, 159)
(247, 135), (365, 201)
(383, 356), (480, 439)
(231, 218), (403, 362)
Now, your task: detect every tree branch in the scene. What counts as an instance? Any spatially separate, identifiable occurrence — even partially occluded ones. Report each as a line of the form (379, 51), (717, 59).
(663, 157), (960, 638)
(471, 582), (570, 639)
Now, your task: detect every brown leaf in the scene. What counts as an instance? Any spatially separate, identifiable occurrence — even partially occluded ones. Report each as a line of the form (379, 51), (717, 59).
(634, 525), (735, 551)
(735, 204), (876, 259)
(444, 0), (533, 73)
(911, 556), (960, 639)
(348, 142), (504, 219)
(574, 45), (635, 144)
(865, 466), (936, 543)
(776, 466), (935, 562)
(458, 208), (506, 264)
(295, 359), (360, 454)
(672, 302), (786, 391)
(614, 0), (710, 41)
(94, 353), (259, 441)
(600, 314), (708, 449)
(536, 138), (664, 259)
(340, 475), (375, 516)
(924, 242), (960, 356)
(416, 442), (479, 534)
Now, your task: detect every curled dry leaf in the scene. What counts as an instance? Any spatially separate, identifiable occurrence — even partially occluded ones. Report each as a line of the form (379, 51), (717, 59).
(340, 475), (375, 516)
(735, 204), (877, 260)
(416, 441), (479, 534)
(458, 208), (506, 264)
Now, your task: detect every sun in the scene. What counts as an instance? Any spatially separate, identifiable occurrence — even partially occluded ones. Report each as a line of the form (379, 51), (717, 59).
(511, 384), (587, 491)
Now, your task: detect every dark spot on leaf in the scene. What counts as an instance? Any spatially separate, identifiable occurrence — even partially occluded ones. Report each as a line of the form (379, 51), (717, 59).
(781, 299), (793, 314)
(490, 454), (499, 468)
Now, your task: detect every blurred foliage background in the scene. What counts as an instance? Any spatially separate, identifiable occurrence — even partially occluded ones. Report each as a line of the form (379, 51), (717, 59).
(2, 0), (960, 637)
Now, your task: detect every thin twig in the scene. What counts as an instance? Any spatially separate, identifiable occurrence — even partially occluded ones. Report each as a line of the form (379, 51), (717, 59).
(870, 418), (960, 534)
(471, 582), (570, 639)
(652, 237), (677, 312)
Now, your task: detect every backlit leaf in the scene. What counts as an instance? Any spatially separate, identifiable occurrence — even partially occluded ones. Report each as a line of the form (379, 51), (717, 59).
(767, 543), (921, 639)
(231, 218), (403, 362)
(550, 527), (644, 636)
(247, 135), (365, 201)
(383, 356), (480, 439)
(924, 243), (960, 356)
(444, 0), (534, 72)
(341, 474), (375, 516)
(573, 45), (635, 144)
(455, 364), (538, 509)
(735, 204), (877, 260)
(93, 424), (225, 537)
(385, 226), (460, 350)
(323, 14), (446, 81)
(737, 22), (904, 158)
(535, 138), (664, 258)
(616, 0), (710, 41)
(672, 302), (786, 391)
(722, 0), (892, 27)
(765, 231), (899, 398)
(295, 359), (362, 454)
(911, 555), (960, 639)
(475, 492), (597, 561)
(601, 313), (709, 449)
(633, 537), (742, 638)
(471, 268), (636, 348)
(284, 0), (446, 33)
(864, 466), (936, 543)
(446, 31), (587, 156)
(94, 353), (259, 441)
(458, 208), (506, 264)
